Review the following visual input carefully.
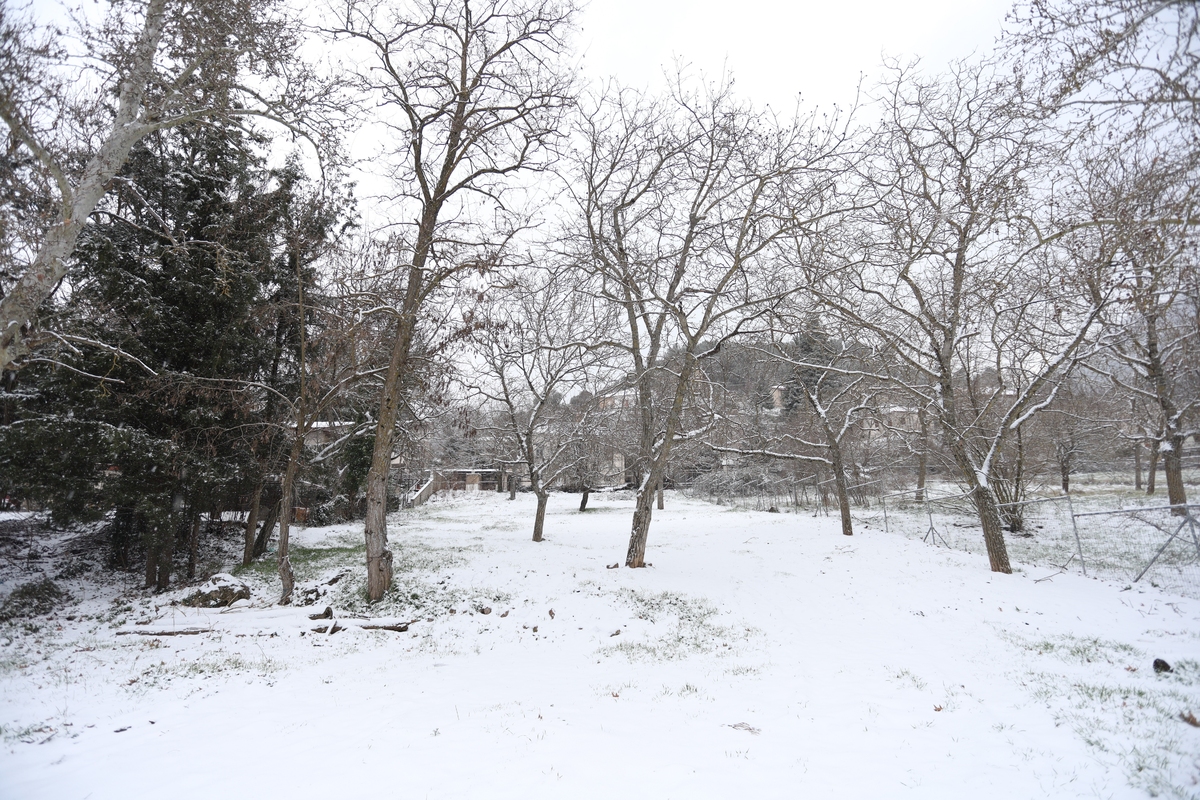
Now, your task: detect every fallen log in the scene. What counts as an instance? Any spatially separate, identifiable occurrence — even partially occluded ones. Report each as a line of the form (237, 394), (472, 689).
(359, 621), (413, 633)
(116, 628), (211, 637)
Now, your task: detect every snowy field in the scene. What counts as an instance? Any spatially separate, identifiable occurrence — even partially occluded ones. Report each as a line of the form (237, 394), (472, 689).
(2, 491), (1199, 799)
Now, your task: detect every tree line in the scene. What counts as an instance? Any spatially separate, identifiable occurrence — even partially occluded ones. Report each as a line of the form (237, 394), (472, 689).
(0, 0), (1196, 600)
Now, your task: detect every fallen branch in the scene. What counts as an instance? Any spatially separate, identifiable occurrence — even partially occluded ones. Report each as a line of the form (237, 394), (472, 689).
(359, 621), (413, 633)
(116, 628), (212, 636)
(1034, 554), (1075, 583)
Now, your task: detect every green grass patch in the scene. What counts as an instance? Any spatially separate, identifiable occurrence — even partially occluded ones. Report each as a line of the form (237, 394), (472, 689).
(602, 589), (751, 662)
(1025, 671), (1200, 799)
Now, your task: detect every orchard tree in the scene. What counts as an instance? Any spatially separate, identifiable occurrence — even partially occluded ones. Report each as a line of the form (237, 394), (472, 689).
(474, 265), (613, 541)
(573, 77), (851, 568)
(713, 324), (881, 537)
(1078, 141), (1199, 514)
(817, 61), (1110, 573)
(333, 0), (577, 601)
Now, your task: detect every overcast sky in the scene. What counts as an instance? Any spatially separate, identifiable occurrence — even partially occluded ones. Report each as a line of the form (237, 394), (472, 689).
(574, 0), (1016, 113)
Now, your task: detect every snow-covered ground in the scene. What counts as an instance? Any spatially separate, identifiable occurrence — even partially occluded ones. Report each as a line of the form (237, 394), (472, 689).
(2, 491), (1198, 799)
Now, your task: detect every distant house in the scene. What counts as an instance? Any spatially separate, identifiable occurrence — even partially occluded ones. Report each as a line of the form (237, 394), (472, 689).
(861, 406), (920, 442)
(302, 420), (356, 449)
(439, 468), (500, 492)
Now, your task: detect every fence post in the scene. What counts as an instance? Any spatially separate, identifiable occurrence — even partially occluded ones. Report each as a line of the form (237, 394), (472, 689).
(1064, 493), (1087, 577)
(1187, 511), (1200, 557)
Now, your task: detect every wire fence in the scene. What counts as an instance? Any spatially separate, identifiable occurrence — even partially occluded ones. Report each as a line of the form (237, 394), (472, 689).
(682, 464), (1200, 596)
(870, 487), (1200, 597)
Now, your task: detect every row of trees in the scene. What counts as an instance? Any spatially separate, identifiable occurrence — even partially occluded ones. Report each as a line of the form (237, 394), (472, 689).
(0, 0), (1195, 600)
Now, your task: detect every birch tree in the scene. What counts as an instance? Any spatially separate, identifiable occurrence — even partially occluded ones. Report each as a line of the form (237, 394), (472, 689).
(0, 0), (331, 373)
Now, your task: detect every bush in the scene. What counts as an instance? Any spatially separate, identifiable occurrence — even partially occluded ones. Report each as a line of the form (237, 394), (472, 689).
(0, 578), (71, 622)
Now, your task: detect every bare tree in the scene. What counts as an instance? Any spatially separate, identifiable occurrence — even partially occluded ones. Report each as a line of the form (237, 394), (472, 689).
(712, 327), (878, 537)
(474, 265), (613, 541)
(0, 0), (331, 372)
(1079, 141), (1199, 514)
(818, 61), (1109, 573)
(572, 77), (849, 567)
(1008, 0), (1200, 131)
(332, 0), (577, 600)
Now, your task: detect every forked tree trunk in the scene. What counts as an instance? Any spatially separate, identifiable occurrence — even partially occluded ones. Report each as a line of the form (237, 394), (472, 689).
(803, 390), (854, 536)
(532, 491), (549, 542)
(243, 480), (263, 567)
(254, 499), (279, 558)
(1164, 434), (1188, 516)
(625, 356), (697, 567)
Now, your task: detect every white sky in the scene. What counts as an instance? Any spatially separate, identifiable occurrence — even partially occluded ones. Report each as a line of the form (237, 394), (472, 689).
(574, 0), (1016, 113)
(347, 0), (1018, 219)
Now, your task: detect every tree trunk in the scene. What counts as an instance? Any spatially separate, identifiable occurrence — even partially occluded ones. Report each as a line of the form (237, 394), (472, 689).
(827, 438), (854, 537)
(1147, 438), (1160, 495)
(579, 488), (590, 512)
(243, 480), (263, 567)
(509, 472), (517, 500)
(625, 357), (694, 567)
(144, 528), (159, 589)
(626, 478), (658, 567)
(1060, 464), (1070, 494)
(970, 484), (1011, 574)
(1164, 433), (1188, 516)
(186, 510), (201, 580)
(254, 499), (278, 559)
(656, 480), (664, 510)
(363, 311), (418, 603)
(1000, 427), (1027, 532)
(532, 491), (549, 542)
(946, 440), (1012, 573)
(155, 522), (176, 593)
(1134, 440), (1143, 490)
(364, 226), (435, 602)
(277, 437), (302, 604)
(915, 406), (928, 501)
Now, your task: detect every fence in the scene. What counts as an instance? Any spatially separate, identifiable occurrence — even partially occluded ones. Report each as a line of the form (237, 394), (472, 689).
(872, 485), (1200, 597)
